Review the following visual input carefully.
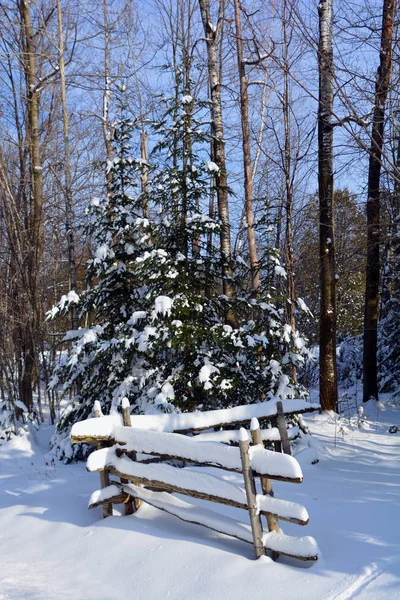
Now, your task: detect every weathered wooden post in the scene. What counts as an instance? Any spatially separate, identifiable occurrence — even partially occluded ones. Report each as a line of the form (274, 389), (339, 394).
(250, 418), (280, 560)
(250, 418), (281, 531)
(121, 398), (142, 513)
(238, 427), (265, 559)
(93, 401), (113, 518)
(276, 401), (291, 455)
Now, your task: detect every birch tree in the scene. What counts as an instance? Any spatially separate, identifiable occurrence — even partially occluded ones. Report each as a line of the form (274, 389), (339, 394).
(198, 0), (236, 323)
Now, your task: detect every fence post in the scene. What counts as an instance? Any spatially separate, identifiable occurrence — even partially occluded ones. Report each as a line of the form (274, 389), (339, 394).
(121, 399), (142, 513)
(93, 401), (113, 518)
(276, 401), (291, 455)
(239, 428), (265, 559)
(250, 419), (281, 530)
(250, 418), (280, 560)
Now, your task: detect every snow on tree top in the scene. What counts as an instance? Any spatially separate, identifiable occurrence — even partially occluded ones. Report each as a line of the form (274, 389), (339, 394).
(181, 95), (193, 104)
(206, 161), (220, 173)
(154, 296), (173, 317)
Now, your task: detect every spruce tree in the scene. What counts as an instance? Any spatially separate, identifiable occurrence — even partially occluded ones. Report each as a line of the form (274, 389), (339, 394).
(50, 91), (310, 461)
(49, 96), (151, 459)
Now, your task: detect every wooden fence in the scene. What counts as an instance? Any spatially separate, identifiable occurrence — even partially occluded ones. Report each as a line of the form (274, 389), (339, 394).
(70, 399), (320, 562)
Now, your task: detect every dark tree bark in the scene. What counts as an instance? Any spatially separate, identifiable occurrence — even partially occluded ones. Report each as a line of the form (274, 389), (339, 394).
(363, 0), (396, 402)
(19, 0), (44, 413)
(318, 0), (338, 411)
(282, 0), (297, 382)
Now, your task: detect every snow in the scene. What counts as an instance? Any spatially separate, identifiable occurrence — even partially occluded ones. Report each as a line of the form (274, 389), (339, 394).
(193, 426), (299, 444)
(66, 290), (79, 304)
(249, 445), (303, 480)
(297, 297), (310, 313)
(263, 531), (319, 559)
(114, 426), (244, 470)
(129, 310), (146, 325)
(275, 265), (287, 278)
(239, 427), (248, 442)
(256, 495), (309, 524)
(94, 243), (113, 264)
(15, 400), (28, 412)
(153, 295), (173, 317)
(93, 400), (103, 416)
(250, 417), (260, 431)
(1, 398), (400, 599)
(198, 359), (219, 388)
(181, 95), (193, 104)
(88, 484), (122, 508)
(121, 397), (130, 410)
(206, 161), (220, 173)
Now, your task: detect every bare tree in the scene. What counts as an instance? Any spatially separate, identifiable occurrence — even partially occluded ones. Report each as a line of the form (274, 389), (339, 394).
(56, 0), (78, 333)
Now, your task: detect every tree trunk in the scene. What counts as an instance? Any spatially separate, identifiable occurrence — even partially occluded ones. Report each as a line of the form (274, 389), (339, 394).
(102, 0), (113, 189)
(233, 0), (259, 293)
(363, 0), (396, 402)
(57, 0), (78, 333)
(198, 0), (235, 321)
(318, 0), (338, 411)
(282, 0), (296, 382)
(19, 0), (44, 413)
(140, 130), (149, 217)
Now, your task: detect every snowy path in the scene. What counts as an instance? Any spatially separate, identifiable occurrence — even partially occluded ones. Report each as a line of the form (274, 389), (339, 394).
(0, 400), (399, 599)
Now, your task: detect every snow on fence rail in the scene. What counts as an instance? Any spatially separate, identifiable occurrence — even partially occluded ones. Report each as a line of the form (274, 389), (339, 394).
(71, 400), (320, 562)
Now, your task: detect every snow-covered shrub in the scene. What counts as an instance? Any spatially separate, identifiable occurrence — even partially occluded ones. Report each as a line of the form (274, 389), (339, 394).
(0, 400), (16, 442)
(378, 298), (400, 398)
(337, 335), (363, 388)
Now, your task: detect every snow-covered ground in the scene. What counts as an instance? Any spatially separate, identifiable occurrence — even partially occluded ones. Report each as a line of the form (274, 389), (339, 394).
(0, 400), (399, 600)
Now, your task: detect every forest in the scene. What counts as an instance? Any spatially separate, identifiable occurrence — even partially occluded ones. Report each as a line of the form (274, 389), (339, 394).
(1, 0), (398, 450)
(0, 1), (400, 599)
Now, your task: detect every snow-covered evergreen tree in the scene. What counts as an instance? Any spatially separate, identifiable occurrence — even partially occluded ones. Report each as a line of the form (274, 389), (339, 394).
(50, 90), (310, 461)
(49, 95), (152, 459)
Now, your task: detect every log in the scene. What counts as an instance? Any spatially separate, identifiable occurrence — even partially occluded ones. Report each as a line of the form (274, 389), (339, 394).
(70, 401), (320, 445)
(276, 401), (292, 455)
(239, 429), (265, 559)
(96, 427), (304, 483)
(112, 450), (302, 482)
